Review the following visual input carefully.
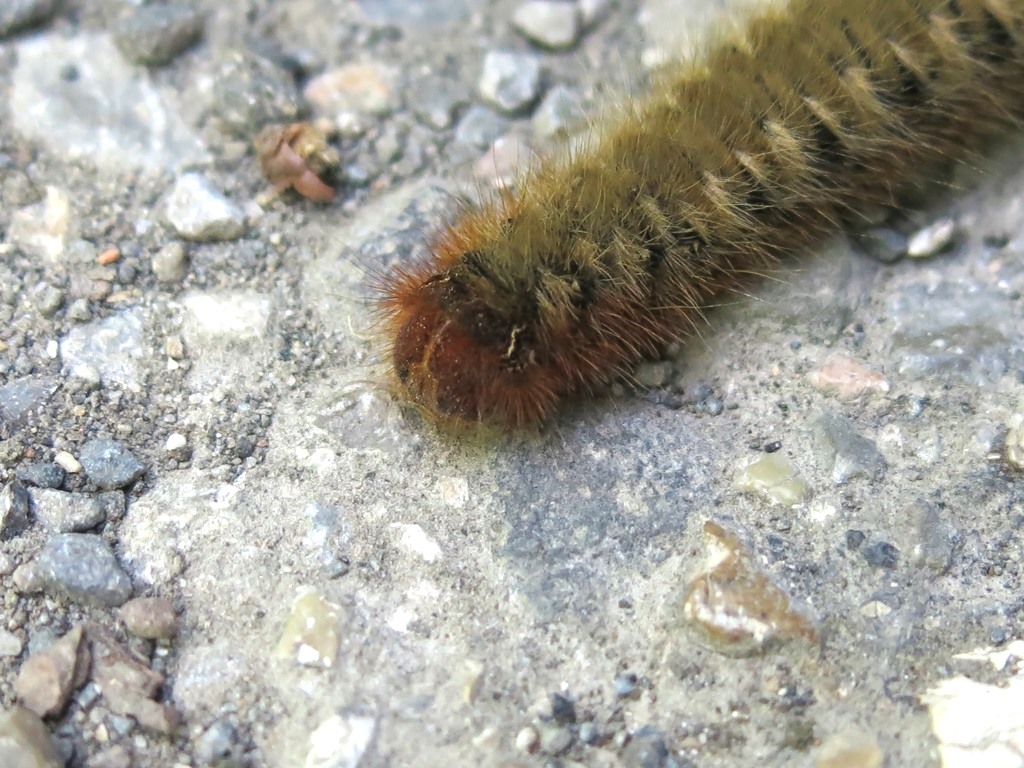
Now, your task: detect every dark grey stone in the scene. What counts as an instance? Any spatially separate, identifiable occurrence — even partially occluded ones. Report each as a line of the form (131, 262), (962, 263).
(1, 482), (31, 539)
(862, 541), (899, 570)
(79, 439), (145, 490)
(15, 463), (66, 489)
(811, 412), (887, 484)
(210, 50), (300, 136)
(25, 533), (133, 606)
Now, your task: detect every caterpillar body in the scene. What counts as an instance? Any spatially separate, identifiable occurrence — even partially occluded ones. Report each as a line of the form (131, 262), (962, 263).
(379, 0), (1024, 428)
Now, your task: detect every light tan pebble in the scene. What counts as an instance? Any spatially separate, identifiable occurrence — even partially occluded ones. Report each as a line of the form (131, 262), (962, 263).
(807, 354), (890, 400)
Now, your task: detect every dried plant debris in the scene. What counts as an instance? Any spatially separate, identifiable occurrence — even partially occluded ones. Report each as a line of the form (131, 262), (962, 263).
(254, 122), (339, 203)
(681, 521), (817, 656)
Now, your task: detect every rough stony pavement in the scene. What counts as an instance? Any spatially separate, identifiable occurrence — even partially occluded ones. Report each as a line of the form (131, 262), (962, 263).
(1, 1), (1023, 767)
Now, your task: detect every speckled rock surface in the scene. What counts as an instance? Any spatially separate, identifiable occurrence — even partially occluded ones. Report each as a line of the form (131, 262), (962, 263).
(1, 1), (1023, 767)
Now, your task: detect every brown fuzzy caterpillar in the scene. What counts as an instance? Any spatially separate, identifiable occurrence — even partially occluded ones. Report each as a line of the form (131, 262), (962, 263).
(379, 0), (1024, 428)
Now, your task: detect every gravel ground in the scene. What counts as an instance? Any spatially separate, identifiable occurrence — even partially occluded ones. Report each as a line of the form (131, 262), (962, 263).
(1, 1), (1023, 767)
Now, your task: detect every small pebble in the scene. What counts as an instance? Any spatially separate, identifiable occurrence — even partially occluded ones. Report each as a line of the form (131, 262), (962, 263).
(808, 354), (890, 400)
(613, 672), (639, 699)
(78, 439), (145, 490)
(112, 4), (205, 66)
(846, 530), (866, 550)
(15, 533), (133, 607)
(513, 1), (582, 50)
(454, 105), (508, 149)
(0, 629), (24, 657)
(118, 597), (179, 640)
(14, 625), (89, 718)
(15, 463), (66, 489)
(29, 488), (106, 532)
(164, 433), (188, 452)
(735, 453), (808, 507)
(165, 174), (247, 242)
(1004, 413), (1024, 470)
(303, 61), (398, 136)
(811, 412), (887, 485)
(537, 723), (574, 756)
(31, 284), (64, 317)
(151, 242), (189, 282)
(478, 51), (542, 114)
(906, 218), (957, 259)
(515, 726), (539, 753)
(0, 482), (31, 539)
(194, 719), (239, 766)
(550, 692), (577, 724)
(210, 50), (299, 137)
(276, 590), (342, 668)
(54, 451), (82, 474)
(862, 541), (899, 570)
(682, 521), (817, 656)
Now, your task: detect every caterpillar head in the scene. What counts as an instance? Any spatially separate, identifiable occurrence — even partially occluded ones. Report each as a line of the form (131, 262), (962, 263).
(382, 262), (559, 428)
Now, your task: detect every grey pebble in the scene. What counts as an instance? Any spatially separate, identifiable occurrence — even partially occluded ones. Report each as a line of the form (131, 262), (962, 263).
(79, 439), (145, 490)
(0, 376), (58, 425)
(59, 310), (147, 393)
(906, 218), (958, 259)
(165, 173), (247, 242)
(0, 0), (59, 38)
(152, 242), (190, 282)
(862, 541), (899, 570)
(112, 4), (204, 67)
(513, 0), (582, 50)
(15, 533), (133, 607)
(0, 706), (65, 768)
(31, 284), (64, 317)
(811, 411), (887, 484)
(613, 672), (639, 698)
(846, 530), (866, 550)
(194, 719), (239, 765)
(622, 726), (670, 768)
(29, 488), (106, 532)
(550, 692), (577, 724)
(67, 298), (92, 323)
(118, 596), (178, 640)
(1, 481), (31, 539)
(533, 84), (586, 140)
(210, 50), (299, 136)
(537, 723), (574, 756)
(578, 721), (600, 744)
(909, 499), (960, 574)
(454, 105), (509, 149)
(479, 51), (542, 115)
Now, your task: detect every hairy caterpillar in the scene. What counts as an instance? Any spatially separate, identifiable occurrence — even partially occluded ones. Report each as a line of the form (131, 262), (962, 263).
(379, 0), (1024, 428)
